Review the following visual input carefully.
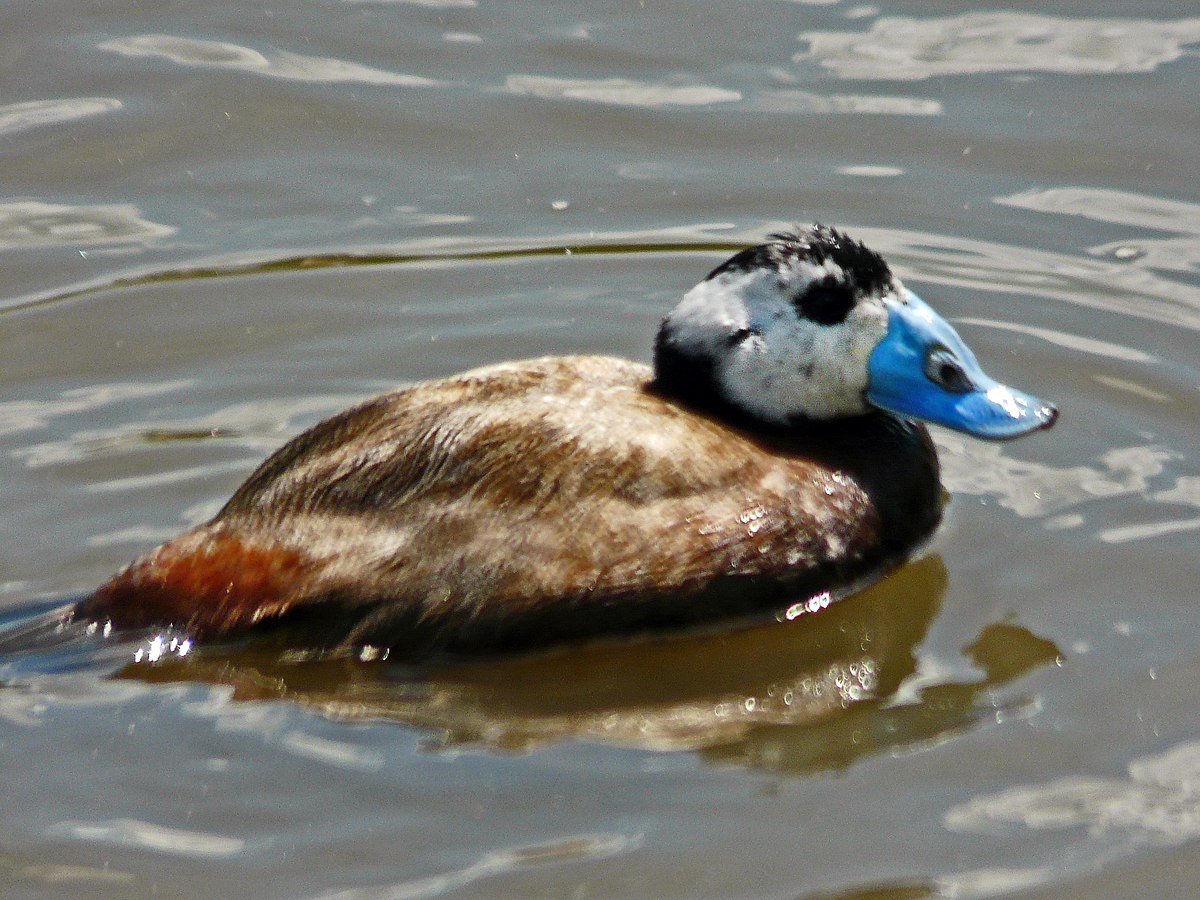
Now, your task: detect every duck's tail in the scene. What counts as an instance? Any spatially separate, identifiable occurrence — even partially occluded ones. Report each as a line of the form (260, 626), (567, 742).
(74, 525), (316, 638)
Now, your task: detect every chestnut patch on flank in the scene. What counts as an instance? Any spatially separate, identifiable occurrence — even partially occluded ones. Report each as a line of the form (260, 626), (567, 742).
(78, 530), (313, 636)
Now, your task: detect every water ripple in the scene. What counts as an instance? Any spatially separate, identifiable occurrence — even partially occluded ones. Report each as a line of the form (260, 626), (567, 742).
(45, 818), (246, 859)
(343, 0), (476, 6)
(280, 730), (386, 772)
(504, 74), (740, 108)
(998, 187), (1200, 235)
(862, 226), (1200, 333)
(0, 381), (192, 438)
(1098, 517), (1200, 544)
(839, 164), (905, 177)
(0, 201), (175, 251)
(946, 737), (1200, 861)
(937, 437), (1176, 522)
(799, 13), (1200, 80)
(752, 90), (942, 116)
(9, 393), (347, 471)
(955, 318), (1154, 363)
(6, 221), (1198, 338)
(314, 832), (641, 899)
(998, 187), (1200, 277)
(100, 34), (441, 87)
(0, 98), (123, 136)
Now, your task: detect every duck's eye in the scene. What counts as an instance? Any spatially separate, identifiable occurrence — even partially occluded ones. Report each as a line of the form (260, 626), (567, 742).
(924, 348), (973, 393)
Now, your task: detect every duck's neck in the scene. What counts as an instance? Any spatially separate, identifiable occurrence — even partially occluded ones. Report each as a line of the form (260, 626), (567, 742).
(651, 320), (731, 419)
(651, 321), (812, 433)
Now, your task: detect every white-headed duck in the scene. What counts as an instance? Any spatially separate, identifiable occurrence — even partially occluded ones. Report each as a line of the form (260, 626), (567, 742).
(75, 225), (1057, 655)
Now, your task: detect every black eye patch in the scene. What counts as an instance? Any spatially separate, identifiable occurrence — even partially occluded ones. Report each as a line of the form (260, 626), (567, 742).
(792, 275), (856, 326)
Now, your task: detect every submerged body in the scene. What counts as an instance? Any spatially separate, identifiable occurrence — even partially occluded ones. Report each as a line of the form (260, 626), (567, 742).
(78, 356), (940, 653)
(76, 226), (1055, 655)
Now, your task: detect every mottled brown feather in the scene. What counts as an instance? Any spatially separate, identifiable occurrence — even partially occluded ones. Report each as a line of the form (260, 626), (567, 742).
(76, 356), (941, 654)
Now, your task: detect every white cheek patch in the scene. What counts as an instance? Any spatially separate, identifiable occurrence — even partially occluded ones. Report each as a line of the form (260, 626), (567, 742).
(718, 268), (890, 424)
(662, 255), (893, 425)
(671, 269), (766, 343)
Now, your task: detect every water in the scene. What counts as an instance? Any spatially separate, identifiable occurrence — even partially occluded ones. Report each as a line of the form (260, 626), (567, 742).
(2, 2), (1199, 896)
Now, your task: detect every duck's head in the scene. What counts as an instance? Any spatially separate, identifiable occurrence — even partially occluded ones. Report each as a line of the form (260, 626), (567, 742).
(654, 225), (1057, 440)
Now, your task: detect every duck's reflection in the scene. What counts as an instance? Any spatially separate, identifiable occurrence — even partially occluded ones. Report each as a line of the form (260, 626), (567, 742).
(117, 555), (1060, 772)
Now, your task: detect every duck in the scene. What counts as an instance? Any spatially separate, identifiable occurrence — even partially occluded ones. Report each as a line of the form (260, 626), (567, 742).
(73, 225), (1057, 656)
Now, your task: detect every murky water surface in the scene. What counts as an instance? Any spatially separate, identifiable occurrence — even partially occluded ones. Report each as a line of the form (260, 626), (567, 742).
(3, 2), (1199, 896)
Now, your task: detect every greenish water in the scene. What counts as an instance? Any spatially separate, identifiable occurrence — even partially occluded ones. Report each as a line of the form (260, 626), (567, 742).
(3, 2), (1200, 896)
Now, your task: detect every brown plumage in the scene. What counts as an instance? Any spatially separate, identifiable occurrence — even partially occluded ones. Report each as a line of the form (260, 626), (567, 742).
(75, 355), (941, 655)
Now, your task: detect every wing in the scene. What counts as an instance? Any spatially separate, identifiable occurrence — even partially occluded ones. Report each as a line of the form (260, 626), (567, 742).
(213, 356), (940, 649)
